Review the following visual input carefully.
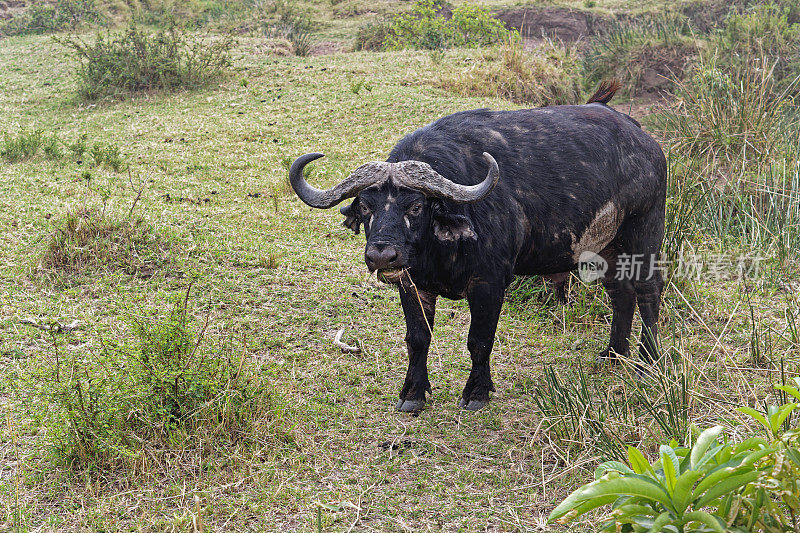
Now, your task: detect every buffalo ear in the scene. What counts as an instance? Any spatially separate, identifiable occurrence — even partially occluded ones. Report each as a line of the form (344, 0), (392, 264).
(432, 204), (477, 242)
(340, 200), (361, 234)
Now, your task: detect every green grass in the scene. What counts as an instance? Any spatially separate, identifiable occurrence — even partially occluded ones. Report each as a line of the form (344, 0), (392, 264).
(0, 2), (799, 530)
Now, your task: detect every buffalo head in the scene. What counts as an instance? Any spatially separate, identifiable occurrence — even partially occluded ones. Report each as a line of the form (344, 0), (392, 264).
(289, 152), (499, 282)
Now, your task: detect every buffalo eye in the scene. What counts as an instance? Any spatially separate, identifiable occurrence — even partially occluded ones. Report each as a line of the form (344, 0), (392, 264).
(359, 203), (371, 218)
(407, 202), (424, 216)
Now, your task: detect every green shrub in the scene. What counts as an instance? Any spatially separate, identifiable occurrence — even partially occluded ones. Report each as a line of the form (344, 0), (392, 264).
(23, 290), (285, 469)
(1, 129), (44, 163)
(90, 141), (126, 171)
(1, 129), (127, 170)
(385, 0), (515, 51)
(57, 23), (234, 100)
(0, 0), (103, 36)
(549, 379), (800, 531)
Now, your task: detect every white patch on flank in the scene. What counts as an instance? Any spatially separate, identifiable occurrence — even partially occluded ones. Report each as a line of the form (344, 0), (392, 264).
(368, 215), (374, 229)
(571, 201), (623, 262)
(404, 215), (410, 229)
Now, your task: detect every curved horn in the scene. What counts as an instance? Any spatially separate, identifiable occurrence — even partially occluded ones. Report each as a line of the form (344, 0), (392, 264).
(289, 153), (387, 209)
(396, 152), (500, 203)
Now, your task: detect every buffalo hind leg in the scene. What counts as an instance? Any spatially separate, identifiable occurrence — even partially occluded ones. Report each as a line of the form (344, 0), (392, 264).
(598, 272), (636, 364)
(460, 282), (504, 411)
(635, 268), (663, 363)
(396, 280), (437, 412)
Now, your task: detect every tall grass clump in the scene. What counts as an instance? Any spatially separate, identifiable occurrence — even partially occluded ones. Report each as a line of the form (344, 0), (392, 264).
(711, 3), (800, 93)
(39, 206), (171, 279)
(658, 51), (800, 270)
(21, 290), (288, 470)
(436, 38), (582, 106)
(0, 0), (103, 36)
(582, 15), (697, 95)
(384, 0), (515, 51)
(530, 365), (636, 461)
(57, 23), (234, 100)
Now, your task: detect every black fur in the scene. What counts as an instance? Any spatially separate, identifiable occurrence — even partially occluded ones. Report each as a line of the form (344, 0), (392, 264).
(340, 101), (666, 412)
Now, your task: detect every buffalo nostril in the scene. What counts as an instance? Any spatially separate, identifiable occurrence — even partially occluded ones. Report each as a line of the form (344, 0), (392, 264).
(365, 244), (400, 270)
(382, 248), (398, 264)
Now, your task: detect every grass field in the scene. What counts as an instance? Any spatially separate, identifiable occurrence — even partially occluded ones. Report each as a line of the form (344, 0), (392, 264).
(1, 0), (799, 531)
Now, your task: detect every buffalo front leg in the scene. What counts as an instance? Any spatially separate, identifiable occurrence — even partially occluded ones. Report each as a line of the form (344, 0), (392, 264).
(460, 282), (504, 411)
(396, 280), (437, 413)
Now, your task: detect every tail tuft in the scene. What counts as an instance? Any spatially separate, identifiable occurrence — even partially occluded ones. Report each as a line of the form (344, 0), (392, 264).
(586, 79), (621, 105)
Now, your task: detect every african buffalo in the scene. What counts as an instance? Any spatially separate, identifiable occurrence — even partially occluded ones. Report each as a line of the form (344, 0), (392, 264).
(290, 80), (666, 412)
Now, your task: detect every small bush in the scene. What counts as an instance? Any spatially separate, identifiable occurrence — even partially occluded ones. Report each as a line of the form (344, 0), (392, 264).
(23, 290), (287, 469)
(549, 379), (800, 531)
(1, 129), (44, 163)
(436, 39), (582, 105)
(354, 19), (390, 51)
(1, 129), (127, 169)
(0, 0), (103, 36)
(90, 141), (126, 171)
(39, 207), (171, 278)
(57, 23), (234, 100)
(385, 0), (515, 51)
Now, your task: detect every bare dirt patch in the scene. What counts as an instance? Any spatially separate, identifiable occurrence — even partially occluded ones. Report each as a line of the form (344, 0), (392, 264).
(494, 7), (607, 42)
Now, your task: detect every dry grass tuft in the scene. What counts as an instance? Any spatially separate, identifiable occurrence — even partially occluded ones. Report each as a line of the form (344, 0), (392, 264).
(38, 207), (171, 278)
(436, 38), (582, 105)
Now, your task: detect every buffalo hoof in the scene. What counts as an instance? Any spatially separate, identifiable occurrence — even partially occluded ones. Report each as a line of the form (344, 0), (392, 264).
(458, 398), (488, 411)
(596, 349), (622, 365)
(396, 398), (425, 413)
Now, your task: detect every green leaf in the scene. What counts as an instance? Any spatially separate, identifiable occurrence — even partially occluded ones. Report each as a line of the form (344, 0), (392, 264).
(785, 448), (800, 467)
(596, 461), (634, 479)
(682, 510), (725, 533)
(770, 403), (797, 433)
(692, 465), (750, 501)
(629, 446), (654, 475)
(691, 426), (725, 469)
(673, 470), (703, 516)
(733, 437), (769, 454)
(737, 406), (770, 431)
(775, 384), (800, 403)
(695, 470), (760, 507)
(660, 445), (680, 494)
(548, 475), (674, 522)
(648, 511), (674, 532)
(740, 446), (775, 467)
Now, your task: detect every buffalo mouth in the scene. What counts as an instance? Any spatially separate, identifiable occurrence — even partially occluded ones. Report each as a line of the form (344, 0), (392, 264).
(377, 268), (405, 284)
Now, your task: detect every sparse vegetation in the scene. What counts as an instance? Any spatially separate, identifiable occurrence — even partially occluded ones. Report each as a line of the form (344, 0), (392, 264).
(57, 23), (234, 100)
(38, 206), (170, 278)
(0, 0), (103, 36)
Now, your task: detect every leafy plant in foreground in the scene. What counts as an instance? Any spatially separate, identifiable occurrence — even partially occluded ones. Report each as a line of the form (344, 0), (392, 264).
(549, 379), (800, 532)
